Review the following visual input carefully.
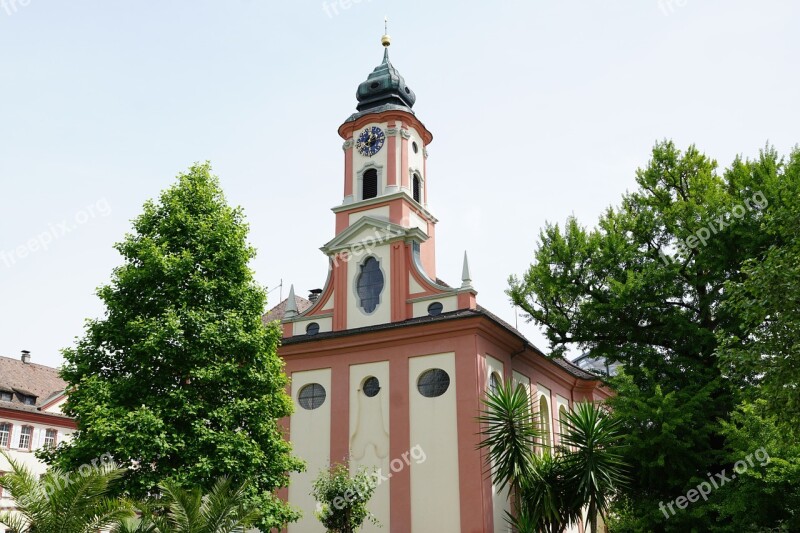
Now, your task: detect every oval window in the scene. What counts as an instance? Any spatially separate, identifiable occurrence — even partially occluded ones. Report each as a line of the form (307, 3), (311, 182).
(412, 141), (419, 153)
(417, 368), (450, 398)
(427, 302), (443, 316)
(357, 257), (384, 313)
(298, 383), (326, 410)
(306, 322), (320, 335)
(362, 376), (381, 397)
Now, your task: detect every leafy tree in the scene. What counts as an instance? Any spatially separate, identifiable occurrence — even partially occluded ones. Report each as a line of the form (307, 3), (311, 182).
(0, 450), (133, 533)
(507, 141), (800, 531)
(717, 148), (800, 418)
(311, 462), (378, 533)
(45, 163), (302, 530)
(478, 383), (626, 533)
(713, 400), (800, 532)
(115, 477), (261, 533)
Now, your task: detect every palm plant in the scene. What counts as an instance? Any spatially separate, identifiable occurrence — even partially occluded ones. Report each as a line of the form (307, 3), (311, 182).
(118, 476), (260, 533)
(0, 449), (134, 533)
(559, 402), (627, 533)
(478, 380), (539, 518)
(479, 381), (628, 533)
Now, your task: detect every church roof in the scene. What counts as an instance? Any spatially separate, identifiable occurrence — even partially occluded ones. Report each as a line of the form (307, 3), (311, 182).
(262, 295), (313, 324)
(281, 306), (599, 381)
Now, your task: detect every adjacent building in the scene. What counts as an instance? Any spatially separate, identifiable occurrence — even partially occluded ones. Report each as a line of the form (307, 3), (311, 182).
(268, 33), (612, 533)
(0, 351), (74, 525)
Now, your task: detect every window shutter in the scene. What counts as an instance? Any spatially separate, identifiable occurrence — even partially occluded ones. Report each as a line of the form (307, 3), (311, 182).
(363, 169), (378, 199)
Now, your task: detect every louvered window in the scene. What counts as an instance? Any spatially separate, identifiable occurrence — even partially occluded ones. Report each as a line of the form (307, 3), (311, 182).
(362, 168), (378, 200)
(413, 174), (421, 202)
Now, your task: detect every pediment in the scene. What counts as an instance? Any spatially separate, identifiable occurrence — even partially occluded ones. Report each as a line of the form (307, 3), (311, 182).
(321, 216), (427, 255)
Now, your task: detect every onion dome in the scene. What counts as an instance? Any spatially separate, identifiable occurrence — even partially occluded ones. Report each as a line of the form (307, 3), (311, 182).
(350, 32), (417, 119)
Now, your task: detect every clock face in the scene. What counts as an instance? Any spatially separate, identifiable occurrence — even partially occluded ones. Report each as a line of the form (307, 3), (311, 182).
(355, 126), (385, 157)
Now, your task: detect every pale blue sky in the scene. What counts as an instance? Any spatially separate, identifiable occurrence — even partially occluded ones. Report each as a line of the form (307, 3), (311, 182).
(1, 1), (797, 368)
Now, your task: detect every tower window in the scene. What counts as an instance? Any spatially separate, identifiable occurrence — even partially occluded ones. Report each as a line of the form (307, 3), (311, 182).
(362, 168), (378, 200)
(298, 383), (326, 410)
(412, 141), (418, 153)
(356, 257), (384, 313)
(412, 174), (422, 203)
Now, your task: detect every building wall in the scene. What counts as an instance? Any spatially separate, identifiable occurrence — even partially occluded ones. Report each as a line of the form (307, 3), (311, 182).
(280, 317), (608, 532)
(0, 408), (74, 527)
(287, 368), (331, 533)
(409, 352), (460, 533)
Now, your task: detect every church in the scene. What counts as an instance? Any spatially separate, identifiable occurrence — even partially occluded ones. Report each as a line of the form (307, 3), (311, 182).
(265, 31), (611, 533)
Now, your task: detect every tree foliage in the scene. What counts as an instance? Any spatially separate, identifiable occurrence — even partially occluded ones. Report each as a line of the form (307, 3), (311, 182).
(508, 141), (800, 531)
(45, 163), (302, 530)
(311, 462), (378, 533)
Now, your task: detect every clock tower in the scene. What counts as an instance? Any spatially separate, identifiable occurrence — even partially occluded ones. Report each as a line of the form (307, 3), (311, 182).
(281, 31), (477, 337)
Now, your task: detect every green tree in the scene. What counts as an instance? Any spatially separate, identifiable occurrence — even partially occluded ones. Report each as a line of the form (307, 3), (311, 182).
(311, 462), (378, 533)
(507, 141), (800, 531)
(46, 163), (302, 530)
(0, 450), (133, 533)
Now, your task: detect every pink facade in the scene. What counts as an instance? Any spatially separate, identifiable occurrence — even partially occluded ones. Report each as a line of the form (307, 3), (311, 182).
(272, 37), (610, 532)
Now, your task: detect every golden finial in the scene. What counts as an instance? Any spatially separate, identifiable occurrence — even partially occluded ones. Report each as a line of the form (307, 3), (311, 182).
(381, 16), (391, 47)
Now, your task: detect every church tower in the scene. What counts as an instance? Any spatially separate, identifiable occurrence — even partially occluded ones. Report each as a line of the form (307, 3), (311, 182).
(273, 30), (610, 533)
(280, 30), (477, 339)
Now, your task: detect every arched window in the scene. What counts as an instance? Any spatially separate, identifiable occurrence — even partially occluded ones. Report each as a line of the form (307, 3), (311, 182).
(559, 405), (569, 441)
(356, 257), (384, 313)
(362, 168), (378, 200)
(539, 395), (551, 453)
(489, 372), (502, 396)
(412, 174), (422, 203)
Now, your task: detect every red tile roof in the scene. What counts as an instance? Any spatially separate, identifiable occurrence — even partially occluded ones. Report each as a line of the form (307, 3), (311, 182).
(262, 295), (313, 324)
(0, 355), (67, 414)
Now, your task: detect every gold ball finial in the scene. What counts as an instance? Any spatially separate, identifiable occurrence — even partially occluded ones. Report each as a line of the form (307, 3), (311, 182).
(381, 16), (390, 47)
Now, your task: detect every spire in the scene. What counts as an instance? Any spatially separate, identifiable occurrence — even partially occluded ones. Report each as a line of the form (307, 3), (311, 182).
(382, 15), (391, 48)
(284, 284), (298, 318)
(352, 21), (416, 115)
(461, 251), (473, 289)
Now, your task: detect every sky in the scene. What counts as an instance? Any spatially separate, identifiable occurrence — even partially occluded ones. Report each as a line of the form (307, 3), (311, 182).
(0, 0), (798, 369)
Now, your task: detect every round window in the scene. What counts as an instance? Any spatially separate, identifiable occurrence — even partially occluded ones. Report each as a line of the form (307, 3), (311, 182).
(370, 81), (380, 89)
(489, 372), (502, 395)
(417, 368), (450, 398)
(306, 322), (320, 335)
(298, 383), (326, 410)
(427, 302), (443, 316)
(412, 141), (419, 154)
(362, 376), (381, 397)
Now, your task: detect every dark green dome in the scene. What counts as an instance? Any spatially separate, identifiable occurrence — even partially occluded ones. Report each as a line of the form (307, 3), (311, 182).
(355, 47), (416, 114)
